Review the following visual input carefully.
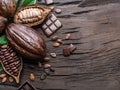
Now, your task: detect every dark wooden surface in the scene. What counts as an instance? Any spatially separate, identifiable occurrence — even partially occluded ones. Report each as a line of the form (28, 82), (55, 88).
(1, 0), (120, 90)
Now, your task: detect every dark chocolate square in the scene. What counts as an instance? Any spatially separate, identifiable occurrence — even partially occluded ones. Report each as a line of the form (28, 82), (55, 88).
(41, 14), (62, 37)
(18, 81), (36, 90)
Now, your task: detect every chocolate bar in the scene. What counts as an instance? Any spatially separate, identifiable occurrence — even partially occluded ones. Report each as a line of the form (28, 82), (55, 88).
(18, 81), (36, 90)
(45, 0), (54, 5)
(41, 14), (62, 37)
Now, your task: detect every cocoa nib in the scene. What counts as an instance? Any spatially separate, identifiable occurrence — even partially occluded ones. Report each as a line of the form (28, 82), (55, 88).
(63, 44), (77, 56)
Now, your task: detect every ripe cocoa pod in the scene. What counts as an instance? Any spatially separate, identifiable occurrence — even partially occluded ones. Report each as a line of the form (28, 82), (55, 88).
(0, 45), (23, 83)
(0, 16), (7, 33)
(6, 23), (46, 59)
(0, 0), (16, 18)
(14, 4), (51, 27)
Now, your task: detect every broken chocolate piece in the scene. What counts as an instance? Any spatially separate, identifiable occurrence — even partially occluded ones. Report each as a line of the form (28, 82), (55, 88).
(41, 14), (62, 37)
(69, 44), (77, 53)
(63, 47), (71, 56)
(63, 44), (77, 56)
(45, 0), (54, 5)
(18, 81), (36, 90)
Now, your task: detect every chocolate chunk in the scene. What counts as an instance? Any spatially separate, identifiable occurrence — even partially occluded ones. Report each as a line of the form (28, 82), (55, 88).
(18, 81), (36, 90)
(69, 44), (77, 53)
(63, 44), (77, 56)
(63, 47), (71, 56)
(41, 14), (62, 37)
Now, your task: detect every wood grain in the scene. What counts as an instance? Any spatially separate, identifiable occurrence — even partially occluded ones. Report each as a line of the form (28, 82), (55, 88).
(0, 0), (120, 90)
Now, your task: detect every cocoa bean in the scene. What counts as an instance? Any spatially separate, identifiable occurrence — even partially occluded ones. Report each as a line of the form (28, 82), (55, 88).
(30, 73), (35, 81)
(2, 77), (7, 83)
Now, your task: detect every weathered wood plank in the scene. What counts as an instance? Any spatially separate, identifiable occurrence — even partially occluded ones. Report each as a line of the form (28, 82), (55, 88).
(0, 0), (120, 90)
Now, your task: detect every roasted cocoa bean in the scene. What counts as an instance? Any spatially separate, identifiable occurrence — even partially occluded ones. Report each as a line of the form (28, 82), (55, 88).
(44, 64), (51, 69)
(30, 73), (35, 81)
(65, 33), (71, 40)
(44, 57), (50, 62)
(2, 77), (7, 83)
(0, 74), (6, 78)
(53, 42), (60, 47)
(9, 77), (14, 83)
(1, 45), (8, 48)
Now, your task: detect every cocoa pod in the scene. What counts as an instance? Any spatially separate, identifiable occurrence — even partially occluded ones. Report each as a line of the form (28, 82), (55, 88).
(14, 4), (51, 27)
(6, 23), (46, 59)
(0, 0), (16, 18)
(0, 16), (7, 33)
(0, 45), (23, 83)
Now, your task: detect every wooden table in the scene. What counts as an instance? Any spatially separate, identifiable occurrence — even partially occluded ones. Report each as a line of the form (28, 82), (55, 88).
(0, 0), (120, 90)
